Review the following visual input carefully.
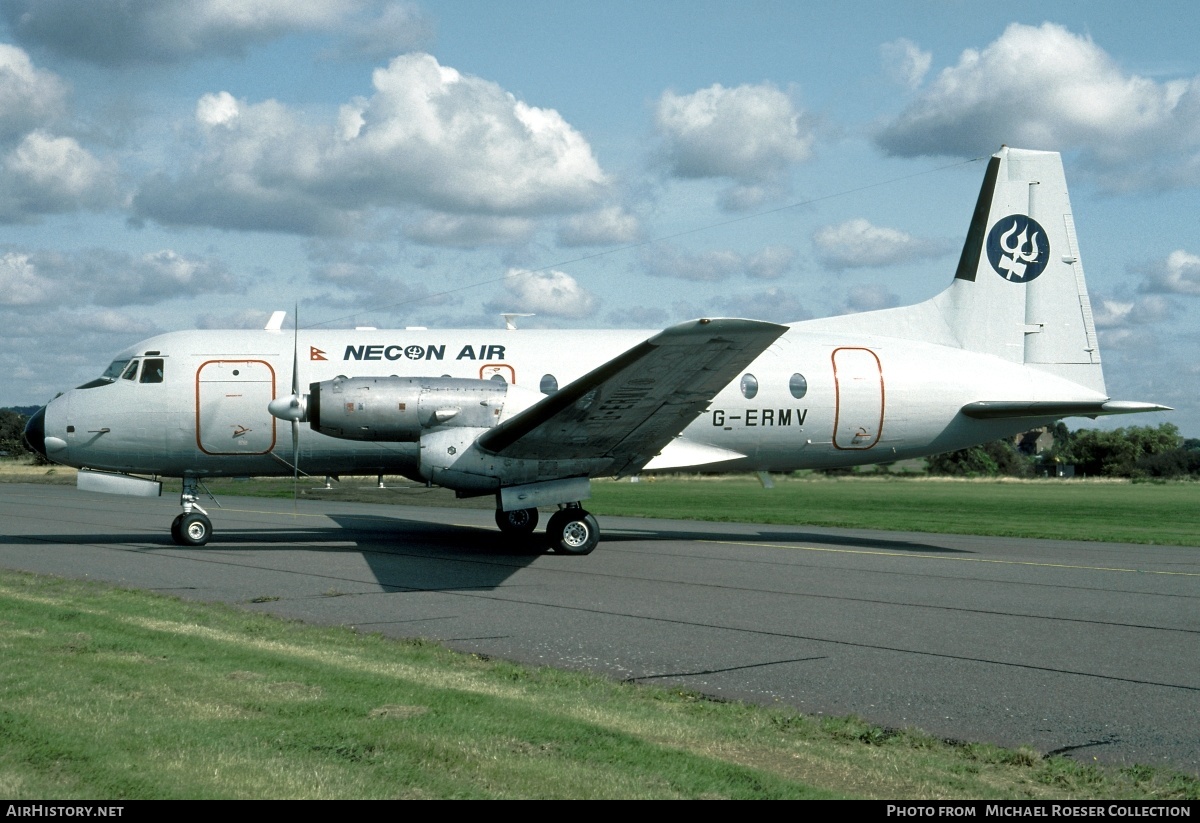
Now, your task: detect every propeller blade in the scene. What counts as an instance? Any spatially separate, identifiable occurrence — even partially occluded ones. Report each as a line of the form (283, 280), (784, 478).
(291, 305), (300, 505)
(291, 301), (299, 397)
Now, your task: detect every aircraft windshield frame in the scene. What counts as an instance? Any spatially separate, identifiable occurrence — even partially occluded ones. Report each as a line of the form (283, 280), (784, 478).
(75, 358), (132, 390)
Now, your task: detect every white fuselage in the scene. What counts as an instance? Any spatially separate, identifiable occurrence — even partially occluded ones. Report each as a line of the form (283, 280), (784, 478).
(39, 322), (1102, 481)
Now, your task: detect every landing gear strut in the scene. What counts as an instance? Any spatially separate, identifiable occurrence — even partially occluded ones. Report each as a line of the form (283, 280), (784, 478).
(171, 477), (212, 546)
(545, 505), (599, 555)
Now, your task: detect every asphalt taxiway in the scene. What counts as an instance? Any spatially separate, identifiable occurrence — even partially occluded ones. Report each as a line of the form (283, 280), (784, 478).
(1, 482), (1196, 774)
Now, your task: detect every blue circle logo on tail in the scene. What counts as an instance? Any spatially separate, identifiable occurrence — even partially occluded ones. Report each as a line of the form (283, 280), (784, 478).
(986, 214), (1049, 283)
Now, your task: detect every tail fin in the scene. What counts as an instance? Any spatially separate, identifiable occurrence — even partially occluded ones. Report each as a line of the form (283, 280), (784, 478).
(933, 146), (1104, 393)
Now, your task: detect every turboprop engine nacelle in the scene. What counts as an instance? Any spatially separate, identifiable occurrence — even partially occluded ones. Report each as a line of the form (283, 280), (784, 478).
(307, 375), (541, 442)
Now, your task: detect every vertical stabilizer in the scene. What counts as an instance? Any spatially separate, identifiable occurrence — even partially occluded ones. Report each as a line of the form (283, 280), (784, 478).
(933, 147), (1105, 393)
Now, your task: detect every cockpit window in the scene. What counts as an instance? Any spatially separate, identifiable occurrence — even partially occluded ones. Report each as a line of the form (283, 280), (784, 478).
(121, 361), (140, 381)
(140, 358), (164, 384)
(102, 359), (131, 381)
(76, 358), (132, 390)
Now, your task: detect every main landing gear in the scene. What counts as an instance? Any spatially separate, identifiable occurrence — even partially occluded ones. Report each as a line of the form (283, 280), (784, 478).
(170, 477), (212, 547)
(495, 503), (599, 555)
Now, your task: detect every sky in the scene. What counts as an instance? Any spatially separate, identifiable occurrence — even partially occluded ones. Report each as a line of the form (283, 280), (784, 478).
(0, 1), (1196, 434)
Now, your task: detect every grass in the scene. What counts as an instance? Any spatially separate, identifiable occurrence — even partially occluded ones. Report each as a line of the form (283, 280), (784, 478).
(1, 569), (1195, 800)
(588, 474), (1200, 546)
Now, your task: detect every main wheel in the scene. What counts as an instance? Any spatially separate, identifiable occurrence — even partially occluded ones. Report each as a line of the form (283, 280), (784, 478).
(495, 507), (539, 534)
(177, 512), (212, 547)
(546, 509), (599, 555)
(170, 514), (185, 545)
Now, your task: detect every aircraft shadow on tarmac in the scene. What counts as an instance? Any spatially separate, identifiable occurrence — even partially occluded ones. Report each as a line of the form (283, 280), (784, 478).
(0, 512), (967, 596)
(0, 515), (547, 593)
(598, 526), (966, 554)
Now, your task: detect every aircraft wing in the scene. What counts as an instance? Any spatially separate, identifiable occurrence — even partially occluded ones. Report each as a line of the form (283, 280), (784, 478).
(961, 400), (1172, 420)
(476, 318), (786, 476)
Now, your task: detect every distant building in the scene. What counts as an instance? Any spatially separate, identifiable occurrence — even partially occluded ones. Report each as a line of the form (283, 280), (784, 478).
(1014, 427), (1055, 455)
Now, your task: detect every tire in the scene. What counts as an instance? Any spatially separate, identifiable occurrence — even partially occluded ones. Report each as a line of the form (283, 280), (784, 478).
(495, 507), (539, 534)
(546, 509), (599, 555)
(178, 512), (212, 547)
(170, 514), (185, 545)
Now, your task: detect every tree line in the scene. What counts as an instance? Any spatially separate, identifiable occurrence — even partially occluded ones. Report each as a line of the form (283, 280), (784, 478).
(927, 423), (1200, 479)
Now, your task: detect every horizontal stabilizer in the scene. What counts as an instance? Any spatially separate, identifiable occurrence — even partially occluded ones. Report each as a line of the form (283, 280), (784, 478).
(961, 400), (1172, 420)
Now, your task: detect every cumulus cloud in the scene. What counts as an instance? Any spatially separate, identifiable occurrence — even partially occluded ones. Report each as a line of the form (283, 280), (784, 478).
(557, 206), (641, 247)
(0, 132), (118, 221)
(134, 54), (609, 237)
(486, 269), (598, 319)
(0, 0), (360, 66)
(0, 247), (235, 307)
(641, 243), (795, 283)
(880, 38), (931, 90)
(746, 245), (796, 280)
(1092, 294), (1176, 330)
(0, 44), (67, 141)
(655, 82), (812, 210)
(0, 251), (55, 305)
(875, 23), (1200, 187)
(1140, 250), (1200, 295)
(0, 47), (118, 222)
(811, 218), (949, 270)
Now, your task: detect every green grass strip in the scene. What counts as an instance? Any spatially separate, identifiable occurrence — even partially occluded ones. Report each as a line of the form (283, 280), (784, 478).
(588, 476), (1200, 547)
(1, 570), (1195, 799)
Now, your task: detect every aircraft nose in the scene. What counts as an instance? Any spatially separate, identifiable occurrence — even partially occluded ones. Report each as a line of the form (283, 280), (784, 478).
(23, 405), (47, 459)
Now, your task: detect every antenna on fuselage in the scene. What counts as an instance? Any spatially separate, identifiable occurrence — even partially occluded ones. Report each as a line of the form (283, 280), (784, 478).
(501, 313), (534, 330)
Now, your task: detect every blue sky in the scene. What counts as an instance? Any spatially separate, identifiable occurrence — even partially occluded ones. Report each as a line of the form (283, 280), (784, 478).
(1, 1), (1196, 434)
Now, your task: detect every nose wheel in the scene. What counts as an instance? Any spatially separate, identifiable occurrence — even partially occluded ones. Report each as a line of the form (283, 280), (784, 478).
(171, 512), (212, 546)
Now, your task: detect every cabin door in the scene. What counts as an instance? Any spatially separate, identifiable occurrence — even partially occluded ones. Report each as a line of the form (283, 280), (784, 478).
(832, 347), (884, 450)
(196, 360), (277, 455)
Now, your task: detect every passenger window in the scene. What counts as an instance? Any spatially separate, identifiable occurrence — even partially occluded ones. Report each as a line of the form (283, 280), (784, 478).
(121, 360), (139, 381)
(789, 373), (808, 400)
(740, 373), (758, 399)
(540, 374), (558, 395)
(141, 358), (164, 384)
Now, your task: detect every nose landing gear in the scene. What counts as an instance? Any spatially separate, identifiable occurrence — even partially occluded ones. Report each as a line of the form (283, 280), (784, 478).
(170, 477), (212, 546)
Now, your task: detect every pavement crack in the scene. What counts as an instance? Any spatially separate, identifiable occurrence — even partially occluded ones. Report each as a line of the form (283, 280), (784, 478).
(623, 655), (828, 683)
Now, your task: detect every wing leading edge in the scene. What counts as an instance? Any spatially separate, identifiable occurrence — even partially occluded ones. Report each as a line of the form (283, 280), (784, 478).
(476, 318), (786, 476)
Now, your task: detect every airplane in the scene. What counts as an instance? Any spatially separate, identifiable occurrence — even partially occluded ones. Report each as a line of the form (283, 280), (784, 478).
(23, 146), (1170, 555)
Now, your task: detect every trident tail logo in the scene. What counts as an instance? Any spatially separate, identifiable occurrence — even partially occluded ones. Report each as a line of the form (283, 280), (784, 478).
(985, 215), (1049, 283)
